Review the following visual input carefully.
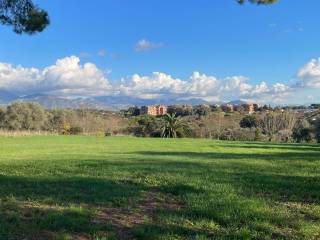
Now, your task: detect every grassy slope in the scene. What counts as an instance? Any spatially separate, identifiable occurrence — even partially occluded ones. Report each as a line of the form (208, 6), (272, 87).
(0, 136), (319, 239)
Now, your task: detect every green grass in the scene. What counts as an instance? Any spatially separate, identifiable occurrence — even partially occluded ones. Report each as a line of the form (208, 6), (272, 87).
(0, 136), (319, 239)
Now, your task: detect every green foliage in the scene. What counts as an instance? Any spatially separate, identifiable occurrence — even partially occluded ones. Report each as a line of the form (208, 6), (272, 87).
(254, 128), (262, 141)
(0, 107), (5, 127)
(0, 0), (277, 35)
(161, 113), (188, 138)
(129, 115), (162, 137)
(237, 0), (278, 4)
(210, 105), (221, 112)
(0, 0), (49, 34)
(193, 104), (211, 117)
(293, 119), (313, 143)
(235, 105), (244, 114)
(69, 126), (83, 135)
(311, 104), (320, 109)
(240, 115), (258, 129)
(123, 106), (140, 117)
(167, 105), (193, 117)
(45, 109), (69, 132)
(315, 119), (320, 143)
(2, 102), (46, 130)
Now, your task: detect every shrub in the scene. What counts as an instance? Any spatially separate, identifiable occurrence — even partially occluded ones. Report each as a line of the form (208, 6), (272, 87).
(315, 119), (320, 143)
(240, 115), (258, 129)
(105, 132), (112, 137)
(2, 102), (47, 131)
(293, 119), (313, 143)
(218, 128), (257, 141)
(128, 115), (162, 137)
(254, 128), (262, 141)
(69, 126), (83, 135)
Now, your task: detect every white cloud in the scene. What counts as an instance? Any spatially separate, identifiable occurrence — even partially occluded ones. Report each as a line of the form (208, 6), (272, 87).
(116, 71), (292, 104)
(1, 56), (319, 105)
(135, 39), (163, 52)
(97, 49), (106, 57)
(296, 58), (320, 88)
(0, 56), (112, 97)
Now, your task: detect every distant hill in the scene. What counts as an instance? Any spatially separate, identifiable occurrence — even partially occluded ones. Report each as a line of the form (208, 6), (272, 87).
(0, 91), (213, 110)
(0, 89), (18, 103)
(0, 89), (255, 110)
(227, 100), (249, 105)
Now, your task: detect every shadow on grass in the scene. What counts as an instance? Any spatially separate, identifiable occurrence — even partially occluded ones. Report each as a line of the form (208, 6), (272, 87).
(0, 176), (146, 239)
(134, 150), (320, 161)
(129, 151), (320, 203)
(0, 200), (101, 240)
(0, 175), (145, 206)
(218, 142), (320, 152)
(1, 145), (319, 239)
(0, 174), (200, 239)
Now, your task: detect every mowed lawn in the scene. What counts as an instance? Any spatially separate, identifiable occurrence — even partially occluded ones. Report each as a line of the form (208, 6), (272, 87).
(0, 136), (319, 240)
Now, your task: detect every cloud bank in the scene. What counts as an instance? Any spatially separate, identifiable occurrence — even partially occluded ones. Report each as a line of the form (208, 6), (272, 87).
(0, 56), (112, 97)
(0, 56), (319, 104)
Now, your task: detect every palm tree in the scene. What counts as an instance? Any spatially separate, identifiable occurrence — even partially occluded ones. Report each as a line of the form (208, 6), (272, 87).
(161, 113), (188, 138)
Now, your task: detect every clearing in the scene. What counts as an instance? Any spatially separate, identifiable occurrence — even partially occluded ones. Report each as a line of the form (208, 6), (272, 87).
(0, 136), (319, 239)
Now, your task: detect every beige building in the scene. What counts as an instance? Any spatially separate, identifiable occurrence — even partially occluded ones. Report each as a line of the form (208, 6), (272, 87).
(141, 105), (167, 116)
(221, 104), (234, 113)
(242, 103), (258, 114)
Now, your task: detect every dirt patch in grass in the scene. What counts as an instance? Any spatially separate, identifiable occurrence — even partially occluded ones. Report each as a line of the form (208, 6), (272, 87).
(93, 188), (183, 239)
(1, 188), (183, 240)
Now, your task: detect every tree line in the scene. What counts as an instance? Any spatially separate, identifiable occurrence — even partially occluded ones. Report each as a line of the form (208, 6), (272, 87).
(0, 102), (126, 135)
(127, 106), (320, 143)
(1, 102), (319, 143)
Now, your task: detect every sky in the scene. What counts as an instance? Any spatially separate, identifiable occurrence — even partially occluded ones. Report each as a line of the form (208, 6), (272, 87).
(0, 0), (320, 105)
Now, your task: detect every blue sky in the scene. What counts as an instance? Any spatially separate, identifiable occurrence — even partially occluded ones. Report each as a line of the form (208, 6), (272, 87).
(1, 0), (320, 105)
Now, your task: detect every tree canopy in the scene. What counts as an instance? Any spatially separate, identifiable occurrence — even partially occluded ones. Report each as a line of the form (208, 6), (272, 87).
(237, 0), (278, 4)
(0, 0), (49, 34)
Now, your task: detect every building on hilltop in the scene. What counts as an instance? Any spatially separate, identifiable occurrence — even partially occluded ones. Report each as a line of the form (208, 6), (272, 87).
(242, 103), (255, 114)
(221, 104), (234, 113)
(221, 103), (258, 114)
(141, 105), (167, 116)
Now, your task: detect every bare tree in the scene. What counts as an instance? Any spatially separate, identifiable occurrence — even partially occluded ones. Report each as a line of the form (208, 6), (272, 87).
(259, 111), (297, 141)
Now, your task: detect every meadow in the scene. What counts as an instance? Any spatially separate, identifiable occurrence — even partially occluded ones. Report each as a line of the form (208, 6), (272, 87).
(0, 136), (319, 240)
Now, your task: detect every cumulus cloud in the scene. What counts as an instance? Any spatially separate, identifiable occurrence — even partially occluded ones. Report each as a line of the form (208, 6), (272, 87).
(135, 39), (163, 52)
(1, 55), (319, 104)
(116, 71), (292, 104)
(0, 56), (112, 97)
(296, 58), (320, 88)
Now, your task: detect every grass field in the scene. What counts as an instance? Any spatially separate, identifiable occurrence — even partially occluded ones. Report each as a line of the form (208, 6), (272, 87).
(0, 136), (319, 240)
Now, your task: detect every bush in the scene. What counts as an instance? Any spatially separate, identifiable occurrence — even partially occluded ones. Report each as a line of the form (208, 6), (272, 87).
(167, 105), (193, 117)
(293, 119), (313, 143)
(315, 119), (320, 143)
(105, 132), (112, 137)
(69, 126), (83, 135)
(193, 105), (211, 117)
(217, 128), (258, 141)
(2, 102), (47, 131)
(254, 128), (262, 141)
(128, 115), (162, 137)
(240, 115), (258, 129)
